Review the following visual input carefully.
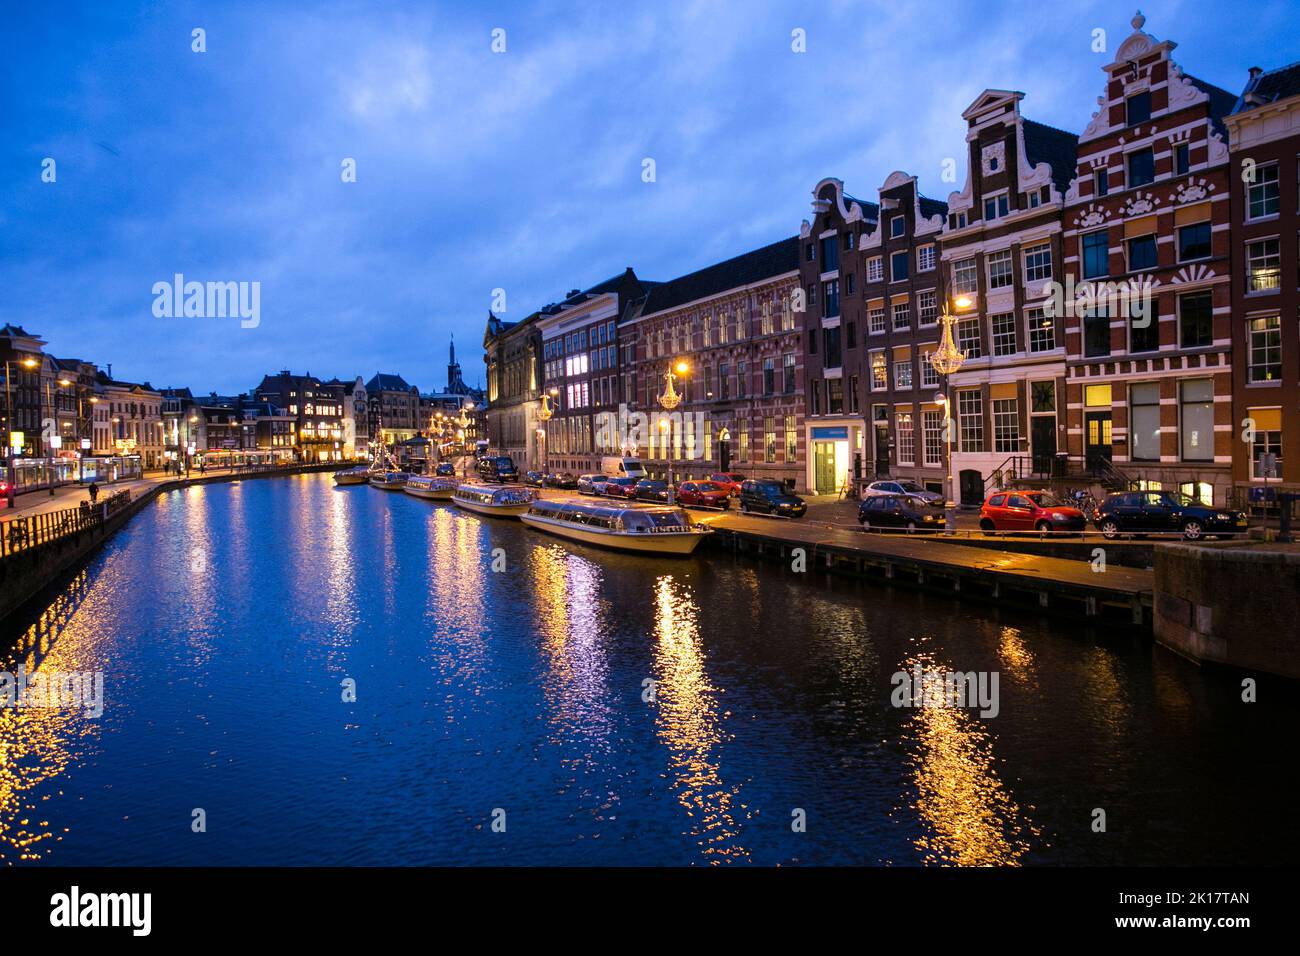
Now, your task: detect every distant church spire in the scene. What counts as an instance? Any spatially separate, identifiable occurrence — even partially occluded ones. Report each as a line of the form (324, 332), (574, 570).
(446, 335), (469, 395)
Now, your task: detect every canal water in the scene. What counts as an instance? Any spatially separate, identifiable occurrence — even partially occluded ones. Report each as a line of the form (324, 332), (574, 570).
(1, 474), (1294, 866)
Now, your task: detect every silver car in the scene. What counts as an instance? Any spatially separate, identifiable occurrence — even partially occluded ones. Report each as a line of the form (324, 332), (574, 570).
(863, 479), (944, 507)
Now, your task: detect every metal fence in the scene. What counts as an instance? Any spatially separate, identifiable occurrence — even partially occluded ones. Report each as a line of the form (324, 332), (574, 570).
(0, 490), (132, 559)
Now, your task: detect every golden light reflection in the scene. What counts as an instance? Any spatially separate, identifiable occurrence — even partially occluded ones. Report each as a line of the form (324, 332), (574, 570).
(897, 651), (1040, 866)
(996, 626), (1037, 689)
(651, 575), (751, 864)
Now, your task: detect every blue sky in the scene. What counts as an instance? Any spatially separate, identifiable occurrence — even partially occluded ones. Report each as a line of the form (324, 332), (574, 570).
(2, 0), (1297, 395)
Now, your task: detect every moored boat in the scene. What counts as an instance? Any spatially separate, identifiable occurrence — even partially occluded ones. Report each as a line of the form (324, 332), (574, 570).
(369, 470), (412, 490)
(519, 500), (711, 555)
(452, 482), (536, 518)
(333, 465), (373, 486)
(403, 475), (458, 500)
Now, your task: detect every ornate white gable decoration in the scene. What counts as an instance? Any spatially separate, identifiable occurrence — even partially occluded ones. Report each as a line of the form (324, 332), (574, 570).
(1175, 178), (1213, 203)
(1122, 190), (1159, 216)
(980, 142), (1006, 177)
(1071, 204), (1113, 228)
(1172, 264), (1216, 285)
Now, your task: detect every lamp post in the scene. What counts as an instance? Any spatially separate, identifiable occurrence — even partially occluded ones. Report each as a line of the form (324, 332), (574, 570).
(927, 296), (971, 520)
(657, 360), (689, 503)
(3, 357), (39, 507)
(537, 387), (558, 474)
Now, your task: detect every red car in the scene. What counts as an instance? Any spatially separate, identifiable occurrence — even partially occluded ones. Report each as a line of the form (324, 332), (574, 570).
(676, 480), (731, 509)
(979, 490), (1087, 533)
(602, 476), (639, 499)
(706, 472), (745, 496)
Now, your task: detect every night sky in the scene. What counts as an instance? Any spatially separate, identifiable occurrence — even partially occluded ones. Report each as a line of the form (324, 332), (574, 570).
(3, 0), (1296, 394)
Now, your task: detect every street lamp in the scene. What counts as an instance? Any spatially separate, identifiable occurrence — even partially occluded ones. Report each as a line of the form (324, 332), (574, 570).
(658, 360), (690, 502)
(927, 295), (972, 516)
(3, 356), (39, 507)
(538, 387), (558, 473)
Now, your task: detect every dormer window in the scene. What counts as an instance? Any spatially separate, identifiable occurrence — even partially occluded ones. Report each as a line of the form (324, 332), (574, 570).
(983, 192), (1010, 221)
(1125, 91), (1152, 127)
(1094, 168), (1110, 197)
(890, 215), (905, 238)
(989, 156), (999, 171)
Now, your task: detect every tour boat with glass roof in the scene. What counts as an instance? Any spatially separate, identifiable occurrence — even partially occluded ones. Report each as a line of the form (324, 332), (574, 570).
(403, 475), (459, 500)
(451, 482), (537, 517)
(519, 500), (712, 555)
(333, 465), (372, 486)
(369, 470), (412, 490)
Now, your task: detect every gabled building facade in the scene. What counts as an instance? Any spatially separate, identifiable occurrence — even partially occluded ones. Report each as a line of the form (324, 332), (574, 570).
(941, 89), (1077, 504)
(1062, 13), (1237, 505)
(483, 311), (543, 469)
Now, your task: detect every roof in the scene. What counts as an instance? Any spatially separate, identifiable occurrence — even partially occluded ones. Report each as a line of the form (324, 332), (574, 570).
(1231, 61), (1300, 114)
(1022, 119), (1078, 193)
(843, 193), (881, 220)
(918, 195), (949, 219)
(638, 237), (800, 317)
(365, 373), (414, 392)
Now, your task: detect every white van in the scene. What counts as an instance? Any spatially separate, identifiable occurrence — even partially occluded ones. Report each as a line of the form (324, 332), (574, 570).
(600, 456), (646, 480)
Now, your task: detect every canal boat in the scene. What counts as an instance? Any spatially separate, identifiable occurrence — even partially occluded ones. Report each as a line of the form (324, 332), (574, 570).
(369, 470), (412, 490)
(452, 482), (536, 518)
(403, 475), (458, 500)
(333, 465), (373, 486)
(519, 500), (711, 555)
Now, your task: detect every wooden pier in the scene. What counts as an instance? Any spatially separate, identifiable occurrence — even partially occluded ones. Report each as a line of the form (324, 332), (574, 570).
(693, 511), (1154, 625)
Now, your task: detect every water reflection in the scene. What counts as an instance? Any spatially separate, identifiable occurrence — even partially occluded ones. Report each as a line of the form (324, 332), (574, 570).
(651, 574), (751, 864)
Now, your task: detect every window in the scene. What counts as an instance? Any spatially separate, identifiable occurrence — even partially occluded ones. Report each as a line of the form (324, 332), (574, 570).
(922, 411), (944, 466)
(896, 412), (915, 465)
(890, 215), (905, 238)
(1247, 163), (1279, 219)
(1094, 168), (1109, 197)
(779, 353), (796, 394)
(827, 378), (843, 414)
(894, 358), (912, 390)
(1127, 234), (1157, 271)
(1174, 142), (1190, 176)
(806, 283), (817, 305)
(1082, 230), (1109, 279)
(764, 417), (777, 463)
(760, 301), (774, 336)
(1027, 308), (1055, 352)
(780, 296), (793, 331)
(820, 236), (839, 272)
(1178, 221), (1211, 261)
(952, 257), (978, 296)
(1178, 291), (1213, 348)
(763, 357), (776, 394)
(1126, 91), (1151, 126)
(843, 232), (855, 250)
(736, 362), (747, 399)
(1250, 412), (1282, 479)
(892, 301), (910, 331)
(823, 326), (842, 369)
(785, 415), (798, 462)
(993, 398), (1019, 454)
(890, 250), (909, 282)
(1129, 297), (1159, 353)
(810, 379), (820, 415)
(957, 318), (982, 359)
(719, 363), (729, 400)
(845, 321), (857, 349)
(870, 351), (887, 391)
(1031, 380), (1055, 413)
(845, 273), (855, 296)
(1246, 238), (1281, 292)
(869, 307), (886, 334)
(848, 375), (860, 413)
(805, 243), (815, 262)
(917, 244), (936, 272)
(1129, 382), (1161, 463)
(867, 257), (884, 282)
(1084, 305), (1111, 357)
(983, 192), (1010, 221)
(823, 279), (840, 317)
(1127, 148), (1155, 188)
(1023, 243), (1052, 285)
(1248, 314), (1282, 382)
(957, 390), (983, 452)
(987, 250), (1013, 290)
(920, 352), (939, 387)
(991, 312), (1017, 356)
(1179, 379), (1214, 462)
(917, 290), (937, 325)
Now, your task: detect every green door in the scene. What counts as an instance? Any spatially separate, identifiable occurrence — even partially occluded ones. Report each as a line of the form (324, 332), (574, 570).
(814, 441), (836, 495)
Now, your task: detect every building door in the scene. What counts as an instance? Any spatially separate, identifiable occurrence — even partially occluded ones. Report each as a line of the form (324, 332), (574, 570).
(873, 422), (890, 476)
(814, 442), (837, 495)
(1031, 417), (1056, 476)
(1085, 412), (1112, 474)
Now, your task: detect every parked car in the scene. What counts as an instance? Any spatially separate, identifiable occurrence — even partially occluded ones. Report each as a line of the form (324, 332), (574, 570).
(633, 479), (671, 503)
(1093, 490), (1247, 541)
(435, 462), (456, 477)
(739, 479), (807, 518)
(676, 480), (731, 509)
(577, 474), (611, 495)
(979, 490), (1086, 533)
(602, 476), (639, 499)
(543, 471), (578, 490)
(858, 494), (946, 533)
(862, 479), (944, 507)
(477, 455), (519, 482)
(523, 470), (546, 487)
(705, 472), (746, 497)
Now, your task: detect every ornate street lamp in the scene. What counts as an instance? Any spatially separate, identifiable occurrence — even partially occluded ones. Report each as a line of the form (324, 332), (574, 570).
(537, 388), (558, 473)
(657, 360), (689, 502)
(927, 296), (972, 512)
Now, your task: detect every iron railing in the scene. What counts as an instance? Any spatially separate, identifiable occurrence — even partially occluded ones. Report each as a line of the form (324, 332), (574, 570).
(0, 490), (132, 559)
